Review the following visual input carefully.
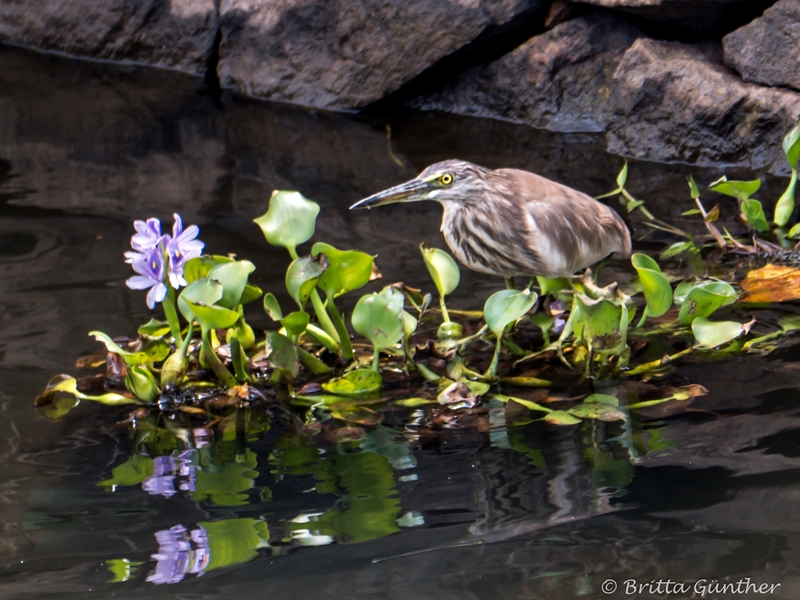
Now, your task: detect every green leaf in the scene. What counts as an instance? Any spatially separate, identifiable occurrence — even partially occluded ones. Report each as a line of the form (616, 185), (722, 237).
(254, 190), (320, 254)
(286, 255), (326, 308)
(688, 175), (700, 200)
(483, 289), (538, 338)
(543, 410), (582, 425)
(266, 331), (298, 378)
(420, 244), (460, 297)
(281, 310), (310, 339)
(681, 209), (701, 216)
(351, 286), (405, 351)
(242, 285), (263, 306)
(89, 331), (150, 365)
(138, 319), (170, 337)
(574, 294), (624, 341)
(741, 198), (770, 232)
(263, 293), (284, 320)
(679, 281), (738, 325)
(35, 374), (137, 406)
(183, 300), (241, 332)
(568, 394), (626, 422)
(395, 397), (436, 407)
(207, 261), (256, 309)
(183, 255), (232, 285)
(536, 276), (570, 296)
(775, 170), (797, 228)
(616, 163), (628, 188)
(178, 278), (224, 322)
(298, 348), (333, 374)
(692, 317), (747, 347)
(784, 120), (800, 167)
(322, 369), (382, 397)
(780, 314), (800, 332)
(312, 242), (375, 298)
(708, 176), (761, 202)
(788, 223), (800, 239)
(493, 393), (551, 413)
(125, 365), (159, 402)
(673, 280), (697, 306)
(631, 254), (672, 318)
(660, 241), (699, 259)
(437, 320), (463, 339)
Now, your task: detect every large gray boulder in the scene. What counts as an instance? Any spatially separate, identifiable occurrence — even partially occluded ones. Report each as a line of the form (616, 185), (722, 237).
(217, 0), (549, 111)
(607, 39), (800, 173)
(410, 13), (641, 133)
(0, 0), (218, 76)
(723, 0), (800, 91)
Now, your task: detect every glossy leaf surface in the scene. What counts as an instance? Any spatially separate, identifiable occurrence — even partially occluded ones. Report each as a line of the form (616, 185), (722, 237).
(254, 190), (320, 254)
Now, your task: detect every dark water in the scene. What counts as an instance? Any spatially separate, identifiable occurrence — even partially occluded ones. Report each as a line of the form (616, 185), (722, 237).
(3, 44), (800, 599)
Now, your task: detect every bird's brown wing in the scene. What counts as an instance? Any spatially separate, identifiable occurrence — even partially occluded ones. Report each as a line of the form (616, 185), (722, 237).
(494, 168), (631, 276)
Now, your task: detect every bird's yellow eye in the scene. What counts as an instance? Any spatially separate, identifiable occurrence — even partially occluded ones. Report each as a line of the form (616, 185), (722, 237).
(440, 173), (454, 185)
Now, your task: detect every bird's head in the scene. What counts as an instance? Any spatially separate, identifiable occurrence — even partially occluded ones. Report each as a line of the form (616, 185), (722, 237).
(350, 159), (491, 210)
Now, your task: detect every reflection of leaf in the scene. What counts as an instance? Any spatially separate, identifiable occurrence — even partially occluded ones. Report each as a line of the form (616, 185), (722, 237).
(322, 369), (382, 397)
(360, 427), (417, 470)
(543, 410), (581, 425)
(106, 559), (143, 583)
(192, 448), (258, 506)
(98, 455), (155, 489)
(201, 518), (269, 572)
(568, 394), (626, 422)
(741, 264), (800, 303)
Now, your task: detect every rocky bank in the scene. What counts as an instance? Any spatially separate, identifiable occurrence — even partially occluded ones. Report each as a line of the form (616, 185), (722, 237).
(1, 0), (799, 172)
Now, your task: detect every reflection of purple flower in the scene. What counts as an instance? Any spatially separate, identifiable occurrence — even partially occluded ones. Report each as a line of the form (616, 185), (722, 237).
(166, 214), (204, 288)
(143, 456), (178, 498)
(126, 247), (168, 309)
(147, 524), (208, 584)
(131, 218), (164, 251)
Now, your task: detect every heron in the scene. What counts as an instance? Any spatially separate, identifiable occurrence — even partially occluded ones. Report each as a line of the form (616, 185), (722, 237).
(350, 159), (631, 285)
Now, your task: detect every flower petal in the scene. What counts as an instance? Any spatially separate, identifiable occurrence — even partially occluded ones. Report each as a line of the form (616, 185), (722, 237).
(127, 275), (155, 290)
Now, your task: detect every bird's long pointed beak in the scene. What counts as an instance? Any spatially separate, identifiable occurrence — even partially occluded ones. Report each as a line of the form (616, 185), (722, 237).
(349, 179), (431, 210)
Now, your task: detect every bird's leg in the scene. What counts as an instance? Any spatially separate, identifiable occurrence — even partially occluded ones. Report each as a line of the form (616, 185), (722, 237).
(505, 277), (516, 290)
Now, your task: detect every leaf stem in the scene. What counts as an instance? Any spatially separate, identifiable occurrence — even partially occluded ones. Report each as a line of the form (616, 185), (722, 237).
(162, 289), (183, 346)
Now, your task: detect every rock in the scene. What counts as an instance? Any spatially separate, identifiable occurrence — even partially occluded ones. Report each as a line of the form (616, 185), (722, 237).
(0, 0), (218, 77)
(409, 13), (641, 133)
(607, 39), (800, 173)
(217, 0), (549, 111)
(571, 0), (772, 35)
(723, 0), (800, 91)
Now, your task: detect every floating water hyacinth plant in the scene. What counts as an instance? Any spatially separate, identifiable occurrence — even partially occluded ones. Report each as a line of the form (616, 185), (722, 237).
(34, 121), (800, 436)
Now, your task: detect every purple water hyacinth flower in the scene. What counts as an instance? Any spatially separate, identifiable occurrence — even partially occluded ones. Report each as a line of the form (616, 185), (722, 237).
(126, 246), (168, 309)
(166, 214), (204, 288)
(131, 218), (164, 251)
